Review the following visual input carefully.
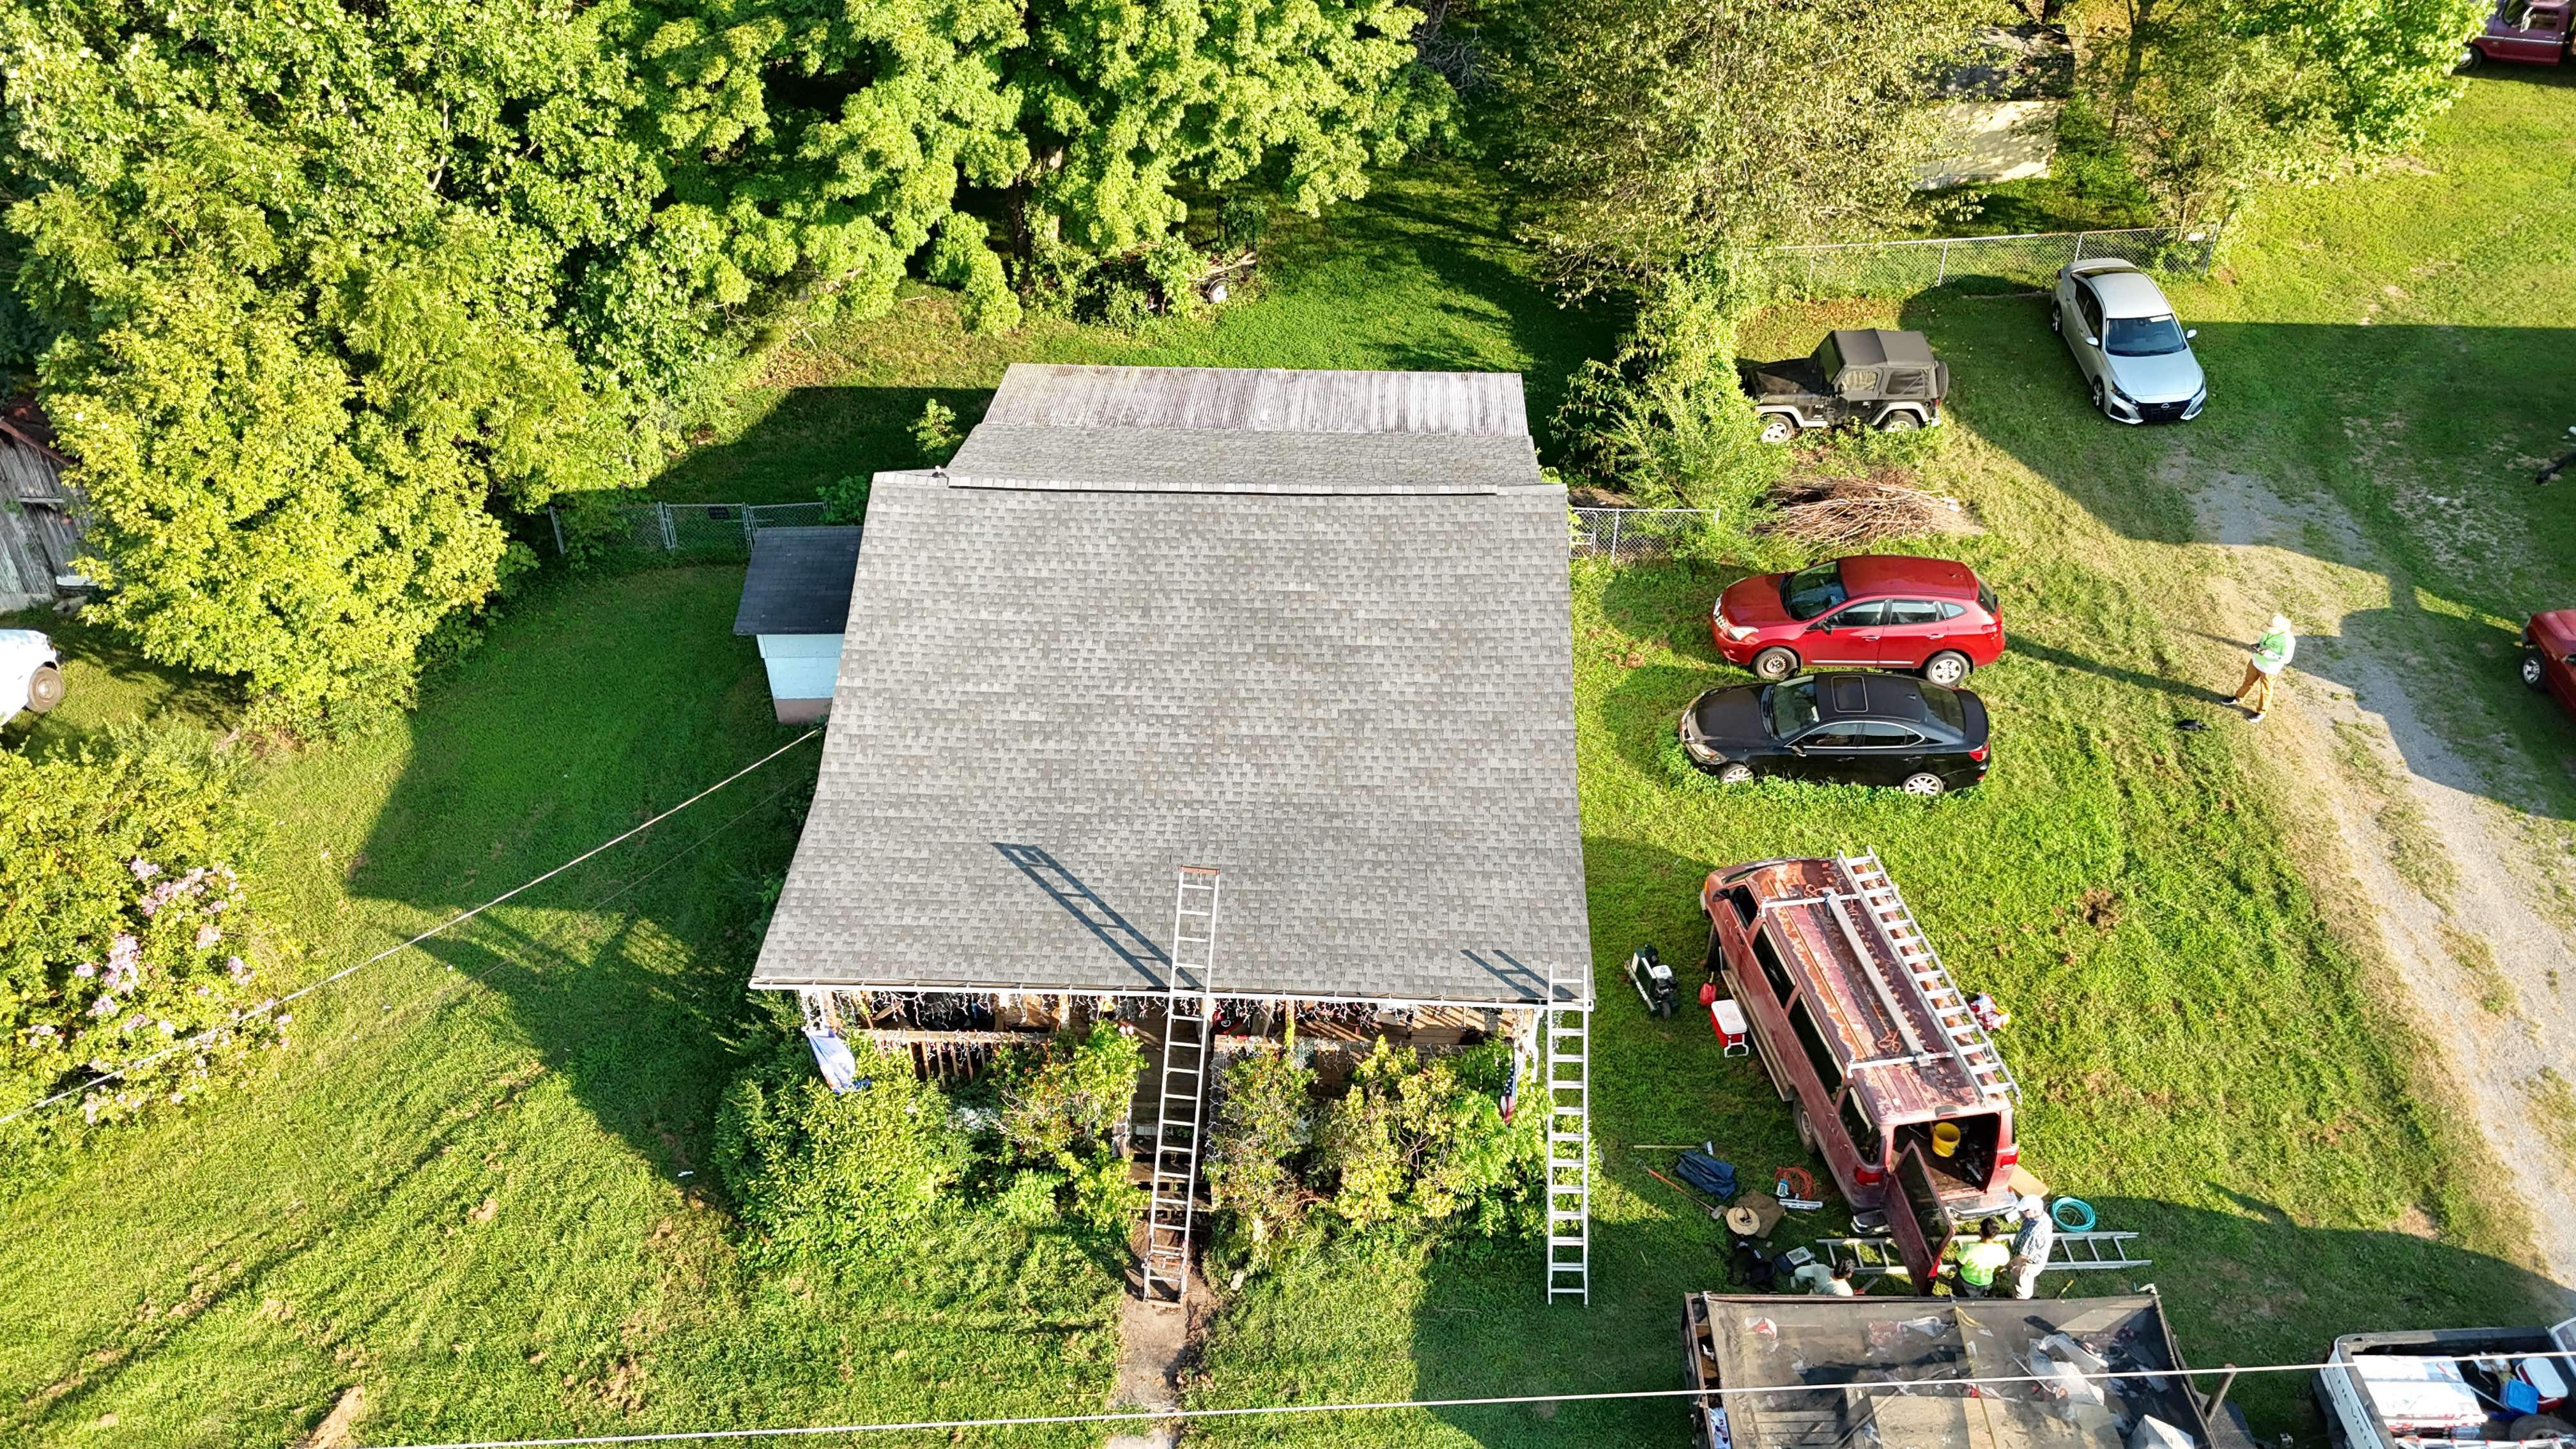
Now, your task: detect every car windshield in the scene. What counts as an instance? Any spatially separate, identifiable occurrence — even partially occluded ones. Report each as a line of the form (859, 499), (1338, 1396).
(1765, 679), (1820, 739)
(1919, 683), (1965, 732)
(1779, 562), (1848, 620)
(2104, 314), (2189, 356)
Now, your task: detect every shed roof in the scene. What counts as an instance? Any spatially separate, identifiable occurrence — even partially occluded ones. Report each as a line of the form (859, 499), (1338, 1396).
(752, 365), (1591, 1006)
(733, 526), (864, 636)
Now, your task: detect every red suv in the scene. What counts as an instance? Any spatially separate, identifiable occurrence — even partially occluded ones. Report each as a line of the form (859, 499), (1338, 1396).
(1712, 555), (2004, 686)
(2522, 611), (2576, 715)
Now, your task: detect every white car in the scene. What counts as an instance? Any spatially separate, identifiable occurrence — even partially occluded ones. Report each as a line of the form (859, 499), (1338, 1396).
(1, 629), (66, 727)
(2051, 259), (2207, 424)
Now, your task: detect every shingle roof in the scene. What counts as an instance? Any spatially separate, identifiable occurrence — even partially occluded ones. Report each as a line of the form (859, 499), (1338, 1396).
(752, 366), (1591, 1006)
(733, 526), (864, 636)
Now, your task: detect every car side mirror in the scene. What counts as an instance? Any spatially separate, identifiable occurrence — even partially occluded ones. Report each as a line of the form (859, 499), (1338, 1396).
(2083, 335), (2099, 347)
(2184, 328), (2198, 340)
(1810, 620), (1834, 632)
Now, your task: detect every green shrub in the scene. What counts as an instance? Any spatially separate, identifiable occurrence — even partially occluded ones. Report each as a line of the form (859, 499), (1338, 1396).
(1203, 1045), (1317, 1267)
(1557, 250), (1795, 570)
(1, 730), (273, 1137)
(713, 1036), (972, 1250)
(910, 400), (961, 465)
(818, 473), (872, 525)
(993, 1022), (1147, 1166)
(926, 215), (1023, 335)
(1312, 1039), (1542, 1240)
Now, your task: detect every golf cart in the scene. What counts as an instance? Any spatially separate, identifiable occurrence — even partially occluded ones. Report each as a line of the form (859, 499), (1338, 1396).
(1738, 330), (1950, 443)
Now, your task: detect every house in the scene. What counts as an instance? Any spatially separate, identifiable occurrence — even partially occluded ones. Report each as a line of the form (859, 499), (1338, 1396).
(0, 407), (91, 614)
(1919, 24), (2076, 191)
(752, 363), (1597, 1305)
(733, 525), (864, 723)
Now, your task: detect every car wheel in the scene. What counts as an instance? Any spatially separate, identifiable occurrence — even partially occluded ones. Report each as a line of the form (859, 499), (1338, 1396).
(1877, 411), (1920, 434)
(1900, 772), (1947, 797)
(2523, 651), (2550, 692)
(1922, 651), (1972, 687)
(2049, 303), (2062, 335)
(1758, 413), (1801, 444)
(1717, 762), (1755, 785)
(2457, 43), (2482, 72)
(2089, 378), (2108, 415)
(24, 664), (65, 714)
(1750, 647), (1798, 682)
(1794, 1105), (1819, 1156)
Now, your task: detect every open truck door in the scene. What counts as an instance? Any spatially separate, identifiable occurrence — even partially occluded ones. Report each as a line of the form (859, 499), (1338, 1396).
(1885, 1144), (1956, 1287)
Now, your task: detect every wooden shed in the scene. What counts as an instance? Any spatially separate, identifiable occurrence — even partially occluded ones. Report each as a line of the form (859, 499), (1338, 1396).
(732, 526), (863, 723)
(0, 416), (90, 614)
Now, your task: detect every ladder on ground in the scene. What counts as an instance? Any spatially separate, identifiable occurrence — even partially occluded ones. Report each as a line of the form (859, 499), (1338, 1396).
(1544, 954), (1590, 1304)
(1142, 866), (1220, 1308)
(1816, 1230), (2149, 1278)
(1837, 852), (2020, 1103)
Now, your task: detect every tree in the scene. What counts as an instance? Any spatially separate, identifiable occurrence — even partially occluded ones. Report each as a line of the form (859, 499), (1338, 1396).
(1487, 0), (1979, 292)
(3, 0), (687, 723)
(2090, 0), (2487, 226)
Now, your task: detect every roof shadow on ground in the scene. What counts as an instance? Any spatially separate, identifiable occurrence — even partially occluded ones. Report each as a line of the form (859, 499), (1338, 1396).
(342, 564), (815, 1177)
(1890, 295), (2576, 822)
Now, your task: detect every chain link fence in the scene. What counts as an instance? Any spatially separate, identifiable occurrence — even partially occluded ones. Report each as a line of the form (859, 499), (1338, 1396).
(1569, 507), (1713, 563)
(550, 500), (832, 558)
(1771, 224), (2220, 296)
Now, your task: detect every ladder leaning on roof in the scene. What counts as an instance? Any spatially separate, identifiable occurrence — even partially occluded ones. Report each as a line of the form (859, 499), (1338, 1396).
(1837, 851), (2018, 1103)
(1142, 866), (1220, 1308)
(1544, 952), (1590, 1305)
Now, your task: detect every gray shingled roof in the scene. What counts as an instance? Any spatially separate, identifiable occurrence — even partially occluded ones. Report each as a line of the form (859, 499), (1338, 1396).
(753, 366), (1591, 1006)
(733, 526), (864, 636)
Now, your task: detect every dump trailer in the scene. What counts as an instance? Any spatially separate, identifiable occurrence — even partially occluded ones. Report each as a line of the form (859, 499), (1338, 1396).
(1682, 1292), (2248, 1449)
(2317, 1322), (2576, 1449)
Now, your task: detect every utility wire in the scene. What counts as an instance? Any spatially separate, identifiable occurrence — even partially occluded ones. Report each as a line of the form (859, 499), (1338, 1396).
(1, 730), (821, 1126)
(379, 1351), (2576, 1449)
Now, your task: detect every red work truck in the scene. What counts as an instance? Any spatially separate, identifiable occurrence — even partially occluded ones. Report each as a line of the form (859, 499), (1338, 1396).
(2464, 0), (2574, 67)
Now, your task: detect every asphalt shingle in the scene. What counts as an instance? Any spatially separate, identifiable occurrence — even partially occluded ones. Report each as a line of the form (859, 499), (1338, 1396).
(732, 526), (864, 636)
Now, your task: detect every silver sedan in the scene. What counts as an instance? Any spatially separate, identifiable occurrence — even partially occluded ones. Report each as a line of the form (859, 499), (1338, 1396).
(2051, 260), (2206, 424)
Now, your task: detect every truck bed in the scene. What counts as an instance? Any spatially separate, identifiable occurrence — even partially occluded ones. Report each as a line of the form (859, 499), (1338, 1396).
(2323, 1326), (2576, 1449)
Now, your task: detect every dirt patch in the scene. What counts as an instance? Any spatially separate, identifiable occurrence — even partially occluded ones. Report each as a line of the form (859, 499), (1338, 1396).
(300, 1385), (365, 1449)
(2175, 456), (2576, 1293)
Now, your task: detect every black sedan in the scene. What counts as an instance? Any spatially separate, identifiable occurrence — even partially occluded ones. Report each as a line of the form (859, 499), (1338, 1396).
(1678, 673), (1989, 795)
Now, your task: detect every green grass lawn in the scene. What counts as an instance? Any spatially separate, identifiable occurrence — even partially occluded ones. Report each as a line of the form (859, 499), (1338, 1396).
(7, 71), (2573, 1449)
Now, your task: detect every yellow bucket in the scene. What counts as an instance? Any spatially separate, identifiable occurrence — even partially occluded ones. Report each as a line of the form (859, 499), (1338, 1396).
(1931, 1122), (1962, 1158)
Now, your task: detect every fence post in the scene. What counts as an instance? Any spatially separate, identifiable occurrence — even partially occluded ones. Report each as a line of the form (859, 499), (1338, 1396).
(1609, 511), (1623, 560)
(659, 501), (677, 551)
(2071, 231), (2088, 264)
(549, 507), (566, 557)
(1937, 238), (1952, 287)
(742, 505), (756, 549)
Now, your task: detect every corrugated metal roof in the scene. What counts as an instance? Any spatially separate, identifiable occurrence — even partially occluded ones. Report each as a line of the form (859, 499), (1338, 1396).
(733, 526), (864, 636)
(753, 366), (1590, 1005)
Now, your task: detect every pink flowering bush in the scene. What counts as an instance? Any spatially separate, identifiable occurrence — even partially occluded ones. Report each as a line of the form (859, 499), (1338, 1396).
(1, 734), (272, 1140)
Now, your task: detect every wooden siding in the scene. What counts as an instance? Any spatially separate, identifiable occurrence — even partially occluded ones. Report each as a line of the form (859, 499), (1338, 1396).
(0, 438), (88, 613)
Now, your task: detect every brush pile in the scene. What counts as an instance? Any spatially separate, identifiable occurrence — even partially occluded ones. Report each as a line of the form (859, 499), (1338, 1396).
(1764, 466), (1977, 549)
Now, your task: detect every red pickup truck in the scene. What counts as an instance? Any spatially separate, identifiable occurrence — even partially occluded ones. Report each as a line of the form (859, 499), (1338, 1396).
(2464, 0), (2573, 66)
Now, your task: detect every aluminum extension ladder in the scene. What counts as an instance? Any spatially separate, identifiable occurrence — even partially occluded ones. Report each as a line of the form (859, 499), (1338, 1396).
(1839, 852), (2018, 1103)
(1817, 1230), (2149, 1278)
(1142, 866), (1220, 1308)
(1544, 954), (1591, 1304)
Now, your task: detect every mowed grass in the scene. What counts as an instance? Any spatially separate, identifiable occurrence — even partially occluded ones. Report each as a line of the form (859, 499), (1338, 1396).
(0, 571), (1122, 1448)
(1183, 73), (2576, 1449)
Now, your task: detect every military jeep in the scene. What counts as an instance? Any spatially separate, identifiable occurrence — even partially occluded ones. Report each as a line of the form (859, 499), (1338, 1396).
(1737, 329), (1951, 443)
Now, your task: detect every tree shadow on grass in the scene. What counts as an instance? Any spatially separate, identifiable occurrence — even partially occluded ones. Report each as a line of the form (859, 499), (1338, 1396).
(648, 384), (993, 507)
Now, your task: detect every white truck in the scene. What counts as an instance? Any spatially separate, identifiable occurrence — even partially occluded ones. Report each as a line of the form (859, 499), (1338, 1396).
(2318, 1321), (2576, 1449)
(1, 628), (66, 728)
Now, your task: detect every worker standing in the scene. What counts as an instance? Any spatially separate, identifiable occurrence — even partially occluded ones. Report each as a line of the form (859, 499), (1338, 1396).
(2231, 614), (2296, 723)
(2004, 1195), (2055, 1300)
(1954, 1218), (2011, 1298)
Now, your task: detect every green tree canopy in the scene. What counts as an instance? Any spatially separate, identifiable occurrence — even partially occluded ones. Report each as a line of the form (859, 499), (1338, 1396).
(1487, 0), (1978, 292)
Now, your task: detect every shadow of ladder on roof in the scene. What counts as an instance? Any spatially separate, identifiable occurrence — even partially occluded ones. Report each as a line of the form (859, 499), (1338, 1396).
(990, 844), (1174, 989)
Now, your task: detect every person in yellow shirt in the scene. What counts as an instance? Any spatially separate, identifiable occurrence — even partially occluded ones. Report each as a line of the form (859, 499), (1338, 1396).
(1953, 1218), (2011, 1297)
